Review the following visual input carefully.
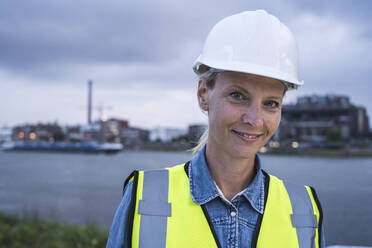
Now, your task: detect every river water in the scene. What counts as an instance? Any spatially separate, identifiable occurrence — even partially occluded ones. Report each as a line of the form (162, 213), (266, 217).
(0, 150), (371, 246)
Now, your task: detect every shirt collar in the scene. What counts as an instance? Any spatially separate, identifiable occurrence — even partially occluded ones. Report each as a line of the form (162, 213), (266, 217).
(189, 145), (265, 214)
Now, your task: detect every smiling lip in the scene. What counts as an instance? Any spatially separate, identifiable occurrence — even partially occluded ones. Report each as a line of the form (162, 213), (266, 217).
(232, 130), (263, 141)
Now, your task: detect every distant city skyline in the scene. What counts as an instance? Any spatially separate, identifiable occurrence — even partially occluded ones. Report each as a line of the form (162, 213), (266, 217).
(1, 1), (372, 129)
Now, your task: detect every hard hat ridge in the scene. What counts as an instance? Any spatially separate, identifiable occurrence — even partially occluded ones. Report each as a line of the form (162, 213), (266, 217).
(193, 10), (303, 90)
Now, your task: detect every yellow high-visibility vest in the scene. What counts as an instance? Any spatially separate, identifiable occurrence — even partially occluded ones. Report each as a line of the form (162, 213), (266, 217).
(124, 163), (322, 248)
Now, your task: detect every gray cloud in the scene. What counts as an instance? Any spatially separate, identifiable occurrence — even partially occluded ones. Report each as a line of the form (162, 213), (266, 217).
(0, 0), (297, 70)
(0, 1), (184, 68)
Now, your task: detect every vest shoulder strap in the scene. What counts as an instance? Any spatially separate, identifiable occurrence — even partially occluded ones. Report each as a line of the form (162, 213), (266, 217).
(251, 170), (270, 248)
(309, 186), (324, 247)
(123, 170), (138, 196)
(123, 170), (139, 248)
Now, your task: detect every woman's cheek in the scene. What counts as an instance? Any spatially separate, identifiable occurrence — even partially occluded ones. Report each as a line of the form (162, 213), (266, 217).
(267, 114), (281, 134)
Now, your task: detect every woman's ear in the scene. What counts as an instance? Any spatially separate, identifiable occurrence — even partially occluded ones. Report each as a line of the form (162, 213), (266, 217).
(197, 79), (209, 111)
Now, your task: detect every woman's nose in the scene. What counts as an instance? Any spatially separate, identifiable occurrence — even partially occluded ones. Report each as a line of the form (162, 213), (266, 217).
(241, 104), (264, 127)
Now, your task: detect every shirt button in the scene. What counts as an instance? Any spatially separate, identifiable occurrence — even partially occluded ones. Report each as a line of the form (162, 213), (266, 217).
(230, 211), (236, 217)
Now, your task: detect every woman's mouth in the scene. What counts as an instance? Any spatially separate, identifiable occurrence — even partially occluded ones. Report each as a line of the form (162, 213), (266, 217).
(232, 130), (263, 141)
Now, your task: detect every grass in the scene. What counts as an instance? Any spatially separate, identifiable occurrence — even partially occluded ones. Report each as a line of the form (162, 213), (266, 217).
(0, 211), (108, 248)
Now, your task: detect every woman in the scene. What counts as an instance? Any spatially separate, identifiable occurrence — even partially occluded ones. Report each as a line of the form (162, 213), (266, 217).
(107, 10), (325, 248)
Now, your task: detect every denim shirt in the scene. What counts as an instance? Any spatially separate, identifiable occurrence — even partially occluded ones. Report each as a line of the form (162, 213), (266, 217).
(189, 145), (264, 248)
(107, 145), (325, 247)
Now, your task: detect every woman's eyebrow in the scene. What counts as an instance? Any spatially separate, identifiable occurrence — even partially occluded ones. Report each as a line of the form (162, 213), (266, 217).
(267, 96), (283, 101)
(226, 85), (250, 95)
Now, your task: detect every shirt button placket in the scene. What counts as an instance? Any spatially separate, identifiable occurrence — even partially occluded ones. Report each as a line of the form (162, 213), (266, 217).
(229, 208), (238, 248)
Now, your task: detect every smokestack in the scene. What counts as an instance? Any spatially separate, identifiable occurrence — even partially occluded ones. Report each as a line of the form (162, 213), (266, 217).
(88, 80), (93, 124)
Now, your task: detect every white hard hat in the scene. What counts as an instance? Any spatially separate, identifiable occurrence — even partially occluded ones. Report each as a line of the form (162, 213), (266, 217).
(193, 10), (303, 90)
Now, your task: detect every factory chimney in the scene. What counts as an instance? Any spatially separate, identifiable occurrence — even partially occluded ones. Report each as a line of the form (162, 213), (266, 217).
(87, 80), (93, 124)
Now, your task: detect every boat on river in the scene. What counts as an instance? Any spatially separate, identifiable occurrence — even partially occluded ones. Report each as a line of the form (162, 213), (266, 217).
(0, 141), (123, 154)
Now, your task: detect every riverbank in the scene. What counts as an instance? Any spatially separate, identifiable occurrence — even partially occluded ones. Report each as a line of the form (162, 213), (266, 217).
(124, 143), (372, 157)
(0, 211), (108, 248)
(262, 148), (372, 157)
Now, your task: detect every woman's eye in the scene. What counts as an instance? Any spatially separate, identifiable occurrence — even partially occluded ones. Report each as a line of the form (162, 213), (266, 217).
(229, 92), (244, 100)
(265, 100), (280, 108)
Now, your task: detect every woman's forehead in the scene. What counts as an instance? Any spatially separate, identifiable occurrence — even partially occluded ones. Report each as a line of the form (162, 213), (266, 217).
(216, 71), (285, 92)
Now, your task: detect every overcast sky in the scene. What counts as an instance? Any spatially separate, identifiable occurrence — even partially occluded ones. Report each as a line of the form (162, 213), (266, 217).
(1, 0), (371, 129)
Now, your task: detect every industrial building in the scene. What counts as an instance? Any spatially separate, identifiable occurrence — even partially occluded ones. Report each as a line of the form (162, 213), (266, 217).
(278, 95), (370, 143)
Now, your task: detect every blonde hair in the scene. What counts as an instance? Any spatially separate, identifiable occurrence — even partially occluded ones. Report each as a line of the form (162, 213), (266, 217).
(191, 67), (219, 156)
(191, 128), (209, 156)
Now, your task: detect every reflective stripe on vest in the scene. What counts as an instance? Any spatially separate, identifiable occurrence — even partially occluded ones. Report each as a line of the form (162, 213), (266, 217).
(284, 181), (318, 248)
(138, 170), (171, 248)
(130, 164), (321, 248)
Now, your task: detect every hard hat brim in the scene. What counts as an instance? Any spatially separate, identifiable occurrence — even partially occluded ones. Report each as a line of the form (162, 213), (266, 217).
(193, 58), (304, 90)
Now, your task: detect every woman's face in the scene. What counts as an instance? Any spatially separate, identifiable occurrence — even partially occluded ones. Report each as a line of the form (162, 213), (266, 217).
(198, 71), (285, 159)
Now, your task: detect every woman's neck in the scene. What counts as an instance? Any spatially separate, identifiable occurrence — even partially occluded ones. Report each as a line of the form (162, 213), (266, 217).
(205, 144), (256, 201)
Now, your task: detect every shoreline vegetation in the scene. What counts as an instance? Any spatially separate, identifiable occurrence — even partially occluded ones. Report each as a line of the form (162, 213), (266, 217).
(0, 211), (108, 248)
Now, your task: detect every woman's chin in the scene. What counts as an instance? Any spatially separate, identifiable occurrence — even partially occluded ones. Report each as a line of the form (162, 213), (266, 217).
(228, 145), (259, 159)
